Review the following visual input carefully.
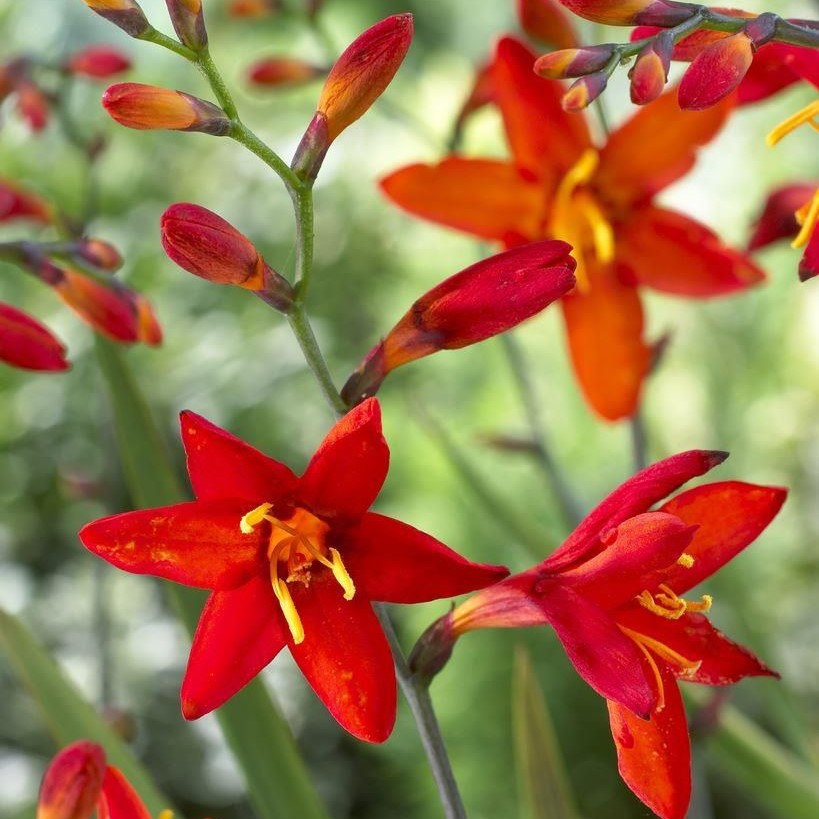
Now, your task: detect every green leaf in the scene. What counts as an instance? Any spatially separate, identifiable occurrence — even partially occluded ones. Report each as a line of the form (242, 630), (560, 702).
(512, 644), (581, 819)
(0, 607), (172, 815)
(94, 336), (329, 819)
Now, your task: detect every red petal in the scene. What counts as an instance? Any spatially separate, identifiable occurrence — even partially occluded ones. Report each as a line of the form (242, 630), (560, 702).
(560, 264), (651, 422)
(656, 481), (787, 593)
(493, 36), (592, 184)
(298, 398), (389, 521)
(380, 158), (545, 243)
(180, 410), (297, 503)
(98, 767), (151, 819)
(596, 90), (732, 208)
(289, 571), (396, 742)
(801, 226), (819, 282)
(181, 575), (287, 719)
(678, 33), (753, 111)
(617, 606), (778, 685)
(343, 512), (508, 603)
(748, 184), (816, 250)
(37, 741), (106, 819)
(617, 206), (765, 297)
(0, 303), (69, 371)
(518, 0), (579, 49)
(607, 660), (691, 819)
(545, 450), (727, 574)
(535, 579), (656, 717)
(79, 501), (264, 590)
(562, 512), (696, 609)
(738, 43), (809, 104)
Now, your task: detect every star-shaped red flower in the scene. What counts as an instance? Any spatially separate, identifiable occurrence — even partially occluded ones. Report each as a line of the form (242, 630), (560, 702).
(80, 398), (508, 742)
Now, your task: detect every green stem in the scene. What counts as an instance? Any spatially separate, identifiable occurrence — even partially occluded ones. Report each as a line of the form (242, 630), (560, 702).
(138, 27), (197, 61)
(196, 46), (239, 121)
(290, 184), (315, 293)
(629, 412), (648, 472)
(230, 121), (302, 190)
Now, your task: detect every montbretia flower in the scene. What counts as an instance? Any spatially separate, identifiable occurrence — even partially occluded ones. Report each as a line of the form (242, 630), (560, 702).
(66, 46), (132, 79)
(165, 0), (208, 51)
(381, 36), (764, 421)
(0, 180), (51, 224)
(79, 400), (507, 741)
(341, 241), (576, 405)
(434, 450), (784, 819)
(0, 303), (69, 372)
(556, 0), (697, 26)
(37, 740), (159, 819)
(81, 0), (152, 38)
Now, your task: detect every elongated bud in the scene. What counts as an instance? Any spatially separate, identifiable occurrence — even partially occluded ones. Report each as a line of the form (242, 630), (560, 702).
(228, 0), (280, 17)
(165, 0), (208, 51)
(0, 303), (69, 372)
(248, 57), (326, 88)
(17, 81), (50, 131)
(161, 203), (294, 309)
(557, 0), (698, 26)
(71, 239), (124, 271)
(82, 0), (152, 38)
(341, 241), (576, 405)
(0, 181), (51, 223)
(408, 611), (458, 686)
(678, 31), (753, 110)
(66, 46), (131, 79)
(743, 12), (778, 48)
(534, 44), (615, 79)
(102, 83), (230, 134)
(629, 32), (672, 104)
(37, 741), (106, 819)
(518, 0), (578, 49)
(562, 69), (609, 111)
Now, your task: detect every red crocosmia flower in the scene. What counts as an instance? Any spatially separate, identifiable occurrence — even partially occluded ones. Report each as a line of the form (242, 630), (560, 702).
(0, 180), (51, 223)
(37, 740), (155, 819)
(79, 400), (508, 741)
(0, 303), (69, 372)
(678, 31), (754, 110)
(518, 0), (578, 49)
(446, 450), (784, 819)
(556, 0), (696, 26)
(67, 46), (132, 79)
(381, 36), (764, 421)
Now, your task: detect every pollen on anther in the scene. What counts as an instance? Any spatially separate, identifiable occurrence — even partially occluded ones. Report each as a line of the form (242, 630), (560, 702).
(677, 553), (695, 568)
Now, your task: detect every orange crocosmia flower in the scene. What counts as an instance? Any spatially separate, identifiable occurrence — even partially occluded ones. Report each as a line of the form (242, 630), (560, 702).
(447, 450), (784, 819)
(556, 0), (696, 26)
(0, 303), (69, 372)
(381, 37), (764, 421)
(79, 400), (508, 742)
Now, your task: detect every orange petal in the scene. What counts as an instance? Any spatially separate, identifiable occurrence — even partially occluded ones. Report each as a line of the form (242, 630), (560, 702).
(97, 768), (150, 819)
(380, 157), (545, 243)
(517, 0), (578, 49)
(561, 264), (650, 421)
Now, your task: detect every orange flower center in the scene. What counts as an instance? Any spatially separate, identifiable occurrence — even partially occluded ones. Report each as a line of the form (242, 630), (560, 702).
(547, 148), (614, 293)
(240, 504), (356, 644)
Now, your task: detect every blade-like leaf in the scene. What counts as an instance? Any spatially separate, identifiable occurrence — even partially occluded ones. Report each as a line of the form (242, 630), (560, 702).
(0, 608), (172, 815)
(512, 644), (581, 819)
(94, 336), (329, 819)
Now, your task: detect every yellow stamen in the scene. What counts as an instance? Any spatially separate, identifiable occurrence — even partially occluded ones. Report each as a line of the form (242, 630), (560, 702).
(240, 502), (273, 534)
(793, 189), (819, 249)
(637, 583), (712, 620)
(766, 100), (819, 146)
(271, 570), (305, 644)
(158, 810), (174, 819)
(677, 553), (695, 568)
(329, 547), (356, 600)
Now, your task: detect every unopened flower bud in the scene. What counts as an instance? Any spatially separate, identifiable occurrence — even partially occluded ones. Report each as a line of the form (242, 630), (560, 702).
(165, 0), (208, 51)
(228, 0), (280, 17)
(629, 32), (672, 104)
(408, 611), (458, 686)
(678, 31), (754, 110)
(0, 303), (69, 372)
(16, 81), (49, 131)
(36, 741), (106, 819)
(248, 57), (326, 88)
(82, 0), (152, 38)
(562, 70), (609, 111)
(558, 0), (698, 26)
(71, 239), (123, 271)
(0, 181), (51, 223)
(534, 44), (615, 79)
(743, 12), (778, 48)
(102, 83), (230, 134)
(518, 0), (578, 49)
(161, 203), (294, 310)
(66, 46), (131, 79)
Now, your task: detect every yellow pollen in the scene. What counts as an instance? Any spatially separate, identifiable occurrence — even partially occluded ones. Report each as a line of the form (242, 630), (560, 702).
(793, 188), (819, 249)
(636, 583), (712, 620)
(158, 811), (174, 819)
(240, 504), (356, 644)
(677, 553), (695, 568)
(766, 99), (819, 147)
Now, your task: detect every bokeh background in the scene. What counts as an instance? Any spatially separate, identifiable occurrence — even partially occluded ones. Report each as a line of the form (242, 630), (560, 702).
(1, 0), (818, 817)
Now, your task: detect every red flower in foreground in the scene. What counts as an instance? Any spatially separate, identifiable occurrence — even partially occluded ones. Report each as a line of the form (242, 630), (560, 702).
(382, 36), (764, 421)
(37, 740), (154, 819)
(0, 303), (68, 372)
(442, 450), (783, 819)
(80, 399), (507, 741)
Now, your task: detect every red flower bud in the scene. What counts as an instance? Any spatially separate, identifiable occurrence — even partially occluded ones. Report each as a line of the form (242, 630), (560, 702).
(248, 57), (326, 88)
(66, 46), (132, 79)
(341, 241), (576, 405)
(0, 303), (69, 372)
(557, 0), (697, 26)
(0, 181), (51, 223)
(165, 0), (208, 51)
(678, 31), (754, 110)
(82, 0), (152, 38)
(72, 239), (124, 271)
(518, 0), (578, 49)
(534, 45), (615, 79)
(228, 0), (280, 17)
(16, 81), (49, 131)
(629, 33), (672, 104)
(102, 83), (230, 134)
(36, 741), (106, 819)
(562, 70), (609, 111)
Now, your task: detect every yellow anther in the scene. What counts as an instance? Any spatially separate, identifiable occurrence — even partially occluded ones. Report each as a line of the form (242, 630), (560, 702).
(766, 99), (819, 146)
(158, 810), (174, 819)
(677, 553), (695, 568)
(271, 571), (305, 644)
(637, 583), (712, 619)
(793, 189), (819, 249)
(240, 502), (273, 534)
(329, 547), (356, 600)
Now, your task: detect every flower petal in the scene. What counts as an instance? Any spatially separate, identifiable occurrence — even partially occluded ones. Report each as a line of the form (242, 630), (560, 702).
(289, 571), (396, 742)
(79, 501), (264, 590)
(617, 206), (765, 297)
(560, 263), (651, 422)
(678, 32), (753, 111)
(656, 481), (787, 594)
(181, 575), (287, 719)
(801, 226), (819, 282)
(180, 410), (297, 503)
(493, 36), (592, 184)
(98, 767), (151, 819)
(607, 659), (691, 819)
(298, 398), (389, 521)
(545, 450), (728, 574)
(617, 606), (778, 685)
(748, 183), (816, 250)
(342, 512), (508, 603)
(738, 43), (816, 104)
(380, 157), (545, 243)
(595, 90), (732, 208)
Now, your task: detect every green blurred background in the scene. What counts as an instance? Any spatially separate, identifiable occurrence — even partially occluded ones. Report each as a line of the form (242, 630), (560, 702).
(1, 0), (818, 817)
